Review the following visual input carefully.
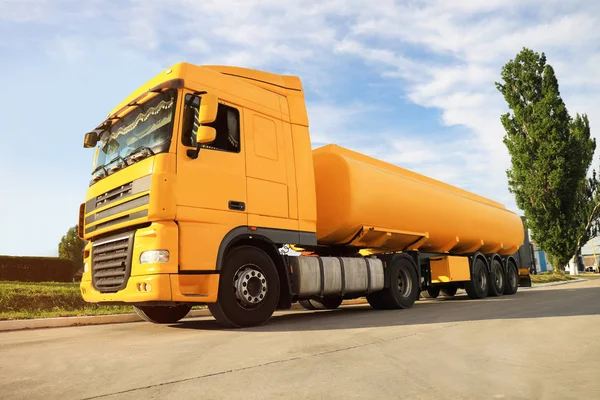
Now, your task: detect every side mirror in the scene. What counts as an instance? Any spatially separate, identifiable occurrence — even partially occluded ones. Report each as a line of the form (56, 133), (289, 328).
(83, 132), (98, 148)
(198, 94), (218, 124)
(196, 126), (216, 144)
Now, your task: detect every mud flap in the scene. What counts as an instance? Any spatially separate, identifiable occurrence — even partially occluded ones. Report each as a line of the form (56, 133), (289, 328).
(519, 276), (532, 287)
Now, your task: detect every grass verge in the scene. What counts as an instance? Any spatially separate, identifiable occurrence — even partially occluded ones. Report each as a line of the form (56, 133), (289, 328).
(0, 281), (203, 320)
(530, 273), (577, 285)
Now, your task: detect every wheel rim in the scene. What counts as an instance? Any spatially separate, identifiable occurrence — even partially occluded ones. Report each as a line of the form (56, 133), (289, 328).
(494, 265), (503, 289)
(478, 267), (487, 291)
(509, 265), (518, 288)
(397, 268), (412, 298)
(233, 264), (268, 309)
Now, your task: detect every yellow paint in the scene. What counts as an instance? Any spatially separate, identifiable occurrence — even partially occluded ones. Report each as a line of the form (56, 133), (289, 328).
(519, 267), (530, 277)
(313, 145), (524, 255)
(81, 274), (173, 303)
(430, 256), (471, 283)
(171, 274), (219, 303)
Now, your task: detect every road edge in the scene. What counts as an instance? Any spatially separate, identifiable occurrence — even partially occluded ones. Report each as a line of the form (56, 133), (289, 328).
(0, 302), (316, 332)
(0, 280), (587, 332)
(522, 278), (586, 289)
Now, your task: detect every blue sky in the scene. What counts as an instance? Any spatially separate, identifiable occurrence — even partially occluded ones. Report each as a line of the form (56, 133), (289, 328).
(2, 0), (600, 256)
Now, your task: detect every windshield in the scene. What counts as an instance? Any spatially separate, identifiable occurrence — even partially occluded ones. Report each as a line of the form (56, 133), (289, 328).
(91, 89), (177, 182)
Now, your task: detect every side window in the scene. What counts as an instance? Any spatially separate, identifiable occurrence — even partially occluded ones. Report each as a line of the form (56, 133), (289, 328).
(182, 94), (241, 153)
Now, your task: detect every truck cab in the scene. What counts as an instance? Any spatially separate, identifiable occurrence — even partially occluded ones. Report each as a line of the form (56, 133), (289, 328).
(80, 63), (318, 325)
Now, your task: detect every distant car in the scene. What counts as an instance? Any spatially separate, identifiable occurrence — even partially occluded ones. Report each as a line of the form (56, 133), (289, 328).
(585, 267), (596, 273)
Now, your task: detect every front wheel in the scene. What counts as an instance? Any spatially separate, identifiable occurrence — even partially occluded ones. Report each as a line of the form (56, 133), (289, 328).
(208, 246), (280, 328)
(134, 304), (192, 324)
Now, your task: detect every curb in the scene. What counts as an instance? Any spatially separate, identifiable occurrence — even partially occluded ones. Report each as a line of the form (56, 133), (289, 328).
(0, 302), (327, 333)
(522, 278), (586, 289)
(0, 309), (212, 333)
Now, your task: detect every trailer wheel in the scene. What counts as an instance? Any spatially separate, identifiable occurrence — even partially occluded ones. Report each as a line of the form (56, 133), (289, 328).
(379, 255), (419, 309)
(504, 260), (519, 295)
(488, 259), (505, 297)
(208, 246), (280, 328)
(133, 304), (192, 324)
(421, 287), (440, 298)
(465, 258), (489, 299)
(440, 286), (458, 297)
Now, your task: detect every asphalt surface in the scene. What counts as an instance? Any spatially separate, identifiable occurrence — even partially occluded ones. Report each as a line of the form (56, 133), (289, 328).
(1, 279), (599, 400)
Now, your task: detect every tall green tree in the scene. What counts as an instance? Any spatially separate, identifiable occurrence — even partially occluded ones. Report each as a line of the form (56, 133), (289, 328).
(58, 226), (85, 271)
(496, 48), (599, 271)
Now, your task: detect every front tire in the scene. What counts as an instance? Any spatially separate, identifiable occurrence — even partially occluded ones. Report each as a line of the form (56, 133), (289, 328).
(208, 246), (280, 328)
(465, 258), (489, 299)
(134, 304), (192, 324)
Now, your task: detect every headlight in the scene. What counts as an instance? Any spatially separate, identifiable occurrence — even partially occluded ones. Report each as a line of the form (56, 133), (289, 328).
(84, 262), (89, 273)
(140, 250), (170, 264)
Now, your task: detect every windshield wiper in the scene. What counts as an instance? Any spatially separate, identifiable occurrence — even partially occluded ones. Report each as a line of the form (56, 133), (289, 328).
(106, 156), (128, 174)
(126, 146), (155, 163)
(90, 165), (108, 183)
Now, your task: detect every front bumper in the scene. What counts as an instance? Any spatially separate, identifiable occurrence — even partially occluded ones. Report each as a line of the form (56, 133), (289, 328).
(80, 221), (219, 304)
(80, 273), (219, 303)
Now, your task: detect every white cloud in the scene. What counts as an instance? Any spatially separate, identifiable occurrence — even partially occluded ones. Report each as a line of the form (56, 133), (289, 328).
(2, 0), (600, 254)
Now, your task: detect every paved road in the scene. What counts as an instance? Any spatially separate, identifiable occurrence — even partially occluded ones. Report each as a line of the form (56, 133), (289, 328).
(1, 280), (599, 400)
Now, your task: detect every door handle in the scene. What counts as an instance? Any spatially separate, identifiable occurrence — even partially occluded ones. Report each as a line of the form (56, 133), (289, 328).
(228, 201), (246, 211)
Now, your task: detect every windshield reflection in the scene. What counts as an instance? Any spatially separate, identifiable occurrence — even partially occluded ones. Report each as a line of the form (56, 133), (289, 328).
(90, 89), (177, 183)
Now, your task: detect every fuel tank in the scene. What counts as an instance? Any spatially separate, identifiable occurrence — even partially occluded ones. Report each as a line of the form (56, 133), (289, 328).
(312, 145), (524, 256)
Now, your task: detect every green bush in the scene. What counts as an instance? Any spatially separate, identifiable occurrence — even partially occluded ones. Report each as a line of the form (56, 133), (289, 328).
(0, 256), (76, 282)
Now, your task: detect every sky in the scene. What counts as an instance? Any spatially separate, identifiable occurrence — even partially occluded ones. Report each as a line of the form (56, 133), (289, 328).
(1, 0), (600, 256)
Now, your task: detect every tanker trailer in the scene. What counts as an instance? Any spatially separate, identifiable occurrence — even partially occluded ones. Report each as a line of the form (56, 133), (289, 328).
(294, 144), (525, 311)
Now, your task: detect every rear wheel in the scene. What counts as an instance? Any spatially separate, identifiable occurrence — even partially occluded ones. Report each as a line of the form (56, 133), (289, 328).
(488, 258), (505, 297)
(299, 300), (317, 310)
(504, 260), (519, 295)
(300, 297), (343, 310)
(378, 255), (420, 309)
(422, 287), (440, 298)
(313, 296), (343, 309)
(366, 291), (390, 309)
(208, 246), (280, 328)
(465, 258), (489, 299)
(133, 304), (192, 324)
(440, 286), (458, 297)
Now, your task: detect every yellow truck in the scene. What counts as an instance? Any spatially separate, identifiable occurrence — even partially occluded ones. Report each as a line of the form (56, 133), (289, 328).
(79, 63), (530, 327)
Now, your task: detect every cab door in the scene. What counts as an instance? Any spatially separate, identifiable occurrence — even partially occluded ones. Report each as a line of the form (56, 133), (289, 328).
(176, 91), (247, 270)
(244, 110), (294, 229)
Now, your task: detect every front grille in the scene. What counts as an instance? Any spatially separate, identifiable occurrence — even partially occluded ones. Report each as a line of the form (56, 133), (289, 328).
(92, 231), (135, 293)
